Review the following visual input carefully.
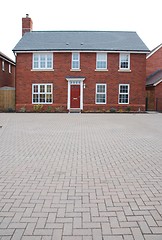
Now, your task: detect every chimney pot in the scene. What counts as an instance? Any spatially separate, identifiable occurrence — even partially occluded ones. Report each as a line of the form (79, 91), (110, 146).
(26, 14), (29, 18)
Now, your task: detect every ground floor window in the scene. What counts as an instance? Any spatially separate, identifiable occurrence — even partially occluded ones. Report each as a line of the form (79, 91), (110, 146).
(32, 84), (53, 104)
(96, 84), (106, 104)
(119, 84), (129, 104)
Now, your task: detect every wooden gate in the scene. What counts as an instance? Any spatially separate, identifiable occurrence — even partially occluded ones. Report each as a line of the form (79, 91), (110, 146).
(0, 87), (15, 111)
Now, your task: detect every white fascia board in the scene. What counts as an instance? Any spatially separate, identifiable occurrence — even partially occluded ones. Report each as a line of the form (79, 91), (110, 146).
(0, 56), (15, 65)
(146, 44), (162, 59)
(153, 79), (162, 86)
(13, 50), (149, 54)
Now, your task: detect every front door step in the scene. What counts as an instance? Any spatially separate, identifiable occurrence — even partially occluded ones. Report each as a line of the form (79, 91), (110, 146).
(69, 108), (81, 113)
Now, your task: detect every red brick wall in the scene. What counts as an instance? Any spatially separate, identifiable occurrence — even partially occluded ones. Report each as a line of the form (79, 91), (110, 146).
(0, 58), (15, 88)
(155, 82), (162, 98)
(146, 46), (162, 111)
(155, 83), (162, 111)
(15, 52), (146, 112)
(146, 87), (155, 110)
(146, 84), (162, 111)
(146, 46), (162, 77)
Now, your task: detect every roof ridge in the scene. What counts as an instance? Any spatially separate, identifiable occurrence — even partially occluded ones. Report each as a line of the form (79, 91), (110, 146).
(30, 30), (137, 33)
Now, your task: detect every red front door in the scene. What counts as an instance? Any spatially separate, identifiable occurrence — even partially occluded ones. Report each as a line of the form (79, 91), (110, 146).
(70, 85), (80, 108)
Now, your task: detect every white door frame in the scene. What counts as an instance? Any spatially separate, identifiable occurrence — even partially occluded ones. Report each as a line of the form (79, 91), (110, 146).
(66, 77), (85, 110)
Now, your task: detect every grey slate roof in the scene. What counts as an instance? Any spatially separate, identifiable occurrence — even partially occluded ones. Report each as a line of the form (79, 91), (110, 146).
(13, 31), (149, 52)
(146, 69), (162, 86)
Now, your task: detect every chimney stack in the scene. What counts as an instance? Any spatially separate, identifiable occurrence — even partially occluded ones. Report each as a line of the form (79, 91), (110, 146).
(22, 14), (33, 36)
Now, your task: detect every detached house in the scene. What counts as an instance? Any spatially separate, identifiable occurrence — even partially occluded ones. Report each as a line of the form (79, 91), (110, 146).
(13, 14), (149, 112)
(146, 44), (162, 111)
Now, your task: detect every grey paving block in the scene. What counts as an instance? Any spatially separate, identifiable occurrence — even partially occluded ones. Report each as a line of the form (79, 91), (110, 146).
(0, 113), (162, 240)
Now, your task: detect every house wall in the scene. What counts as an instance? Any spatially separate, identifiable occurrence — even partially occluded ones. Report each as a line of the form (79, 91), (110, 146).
(15, 52), (146, 112)
(155, 83), (162, 111)
(0, 58), (15, 88)
(146, 46), (162, 77)
(146, 87), (155, 110)
(146, 84), (162, 111)
(155, 82), (162, 98)
(146, 45), (162, 111)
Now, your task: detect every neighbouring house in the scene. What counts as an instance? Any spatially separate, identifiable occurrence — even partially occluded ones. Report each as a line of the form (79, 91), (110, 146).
(13, 14), (149, 113)
(146, 44), (162, 111)
(0, 51), (15, 88)
(0, 51), (16, 111)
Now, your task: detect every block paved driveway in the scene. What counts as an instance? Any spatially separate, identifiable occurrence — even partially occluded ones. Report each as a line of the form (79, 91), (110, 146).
(0, 113), (162, 240)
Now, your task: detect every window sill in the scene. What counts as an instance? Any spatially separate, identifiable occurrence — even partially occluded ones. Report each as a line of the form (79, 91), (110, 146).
(118, 69), (131, 72)
(95, 69), (108, 72)
(70, 69), (81, 71)
(31, 69), (54, 72)
(95, 103), (106, 104)
(32, 103), (53, 104)
(118, 103), (129, 105)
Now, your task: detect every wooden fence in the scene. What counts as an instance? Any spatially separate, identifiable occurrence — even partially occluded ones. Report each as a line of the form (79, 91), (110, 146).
(0, 87), (15, 111)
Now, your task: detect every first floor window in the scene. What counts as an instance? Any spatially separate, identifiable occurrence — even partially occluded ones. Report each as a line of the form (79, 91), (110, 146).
(72, 52), (80, 69)
(119, 84), (129, 104)
(32, 84), (53, 104)
(96, 53), (107, 69)
(96, 84), (106, 104)
(33, 53), (53, 70)
(9, 64), (11, 73)
(119, 53), (130, 70)
(2, 61), (4, 71)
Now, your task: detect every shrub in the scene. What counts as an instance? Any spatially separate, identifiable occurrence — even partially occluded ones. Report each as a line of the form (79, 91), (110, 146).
(54, 106), (65, 112)
(118, 108), (123, 113)
(19, 106), (26, 112)
(7, 108), (14, 112)
(126, 106), (131, 112)
(110, 107), (117, 113)
(33, 104), (43, 112)
(46, 106), (52, 112)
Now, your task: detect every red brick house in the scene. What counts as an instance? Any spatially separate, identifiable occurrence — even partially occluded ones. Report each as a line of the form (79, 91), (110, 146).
(0, 51), (15, 111)
(13, 15), (149, 112)
(0, 51), (15, 88)
(146, 44), (162, 111)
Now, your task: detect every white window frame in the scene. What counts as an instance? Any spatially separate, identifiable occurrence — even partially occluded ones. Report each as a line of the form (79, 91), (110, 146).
(32, 83), (53, 104)
(71, 52), (80, 70)
(32, 53), (53, 70)
(119, 53), (130, 70)
(96, 53), (107, 70)
(118, 84), (130, 104)
(2, 61), (5, 71)
(96, 83), (107, 104)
